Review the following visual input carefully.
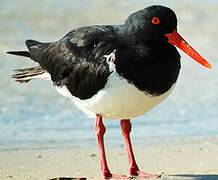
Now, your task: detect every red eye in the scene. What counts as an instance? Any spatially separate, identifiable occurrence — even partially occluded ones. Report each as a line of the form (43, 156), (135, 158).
(151, 17), (160, 24)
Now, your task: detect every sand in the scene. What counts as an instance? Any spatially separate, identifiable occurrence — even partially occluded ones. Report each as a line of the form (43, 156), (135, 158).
(1, 141), (218, 180)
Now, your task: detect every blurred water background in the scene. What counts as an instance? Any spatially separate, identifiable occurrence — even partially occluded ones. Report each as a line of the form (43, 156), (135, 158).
(0, 0), (218, 150)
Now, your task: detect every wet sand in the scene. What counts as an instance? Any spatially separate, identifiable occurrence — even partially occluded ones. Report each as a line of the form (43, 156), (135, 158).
(1, 141), (218, 180)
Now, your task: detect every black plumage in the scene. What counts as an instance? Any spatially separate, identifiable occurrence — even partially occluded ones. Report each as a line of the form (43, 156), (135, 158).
(8, 5), (181, 99)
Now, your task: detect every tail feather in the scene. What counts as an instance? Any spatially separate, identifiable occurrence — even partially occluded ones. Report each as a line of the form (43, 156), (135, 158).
(8, 39), (52, 83)
(13, 67), (42, 72)
(7, 51), (30, 58)
(11, 66), (49, 83)
(7, 40), (51, 61)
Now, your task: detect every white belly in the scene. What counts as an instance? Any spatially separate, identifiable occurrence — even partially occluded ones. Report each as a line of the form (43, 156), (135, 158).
(56, 71), (175, 119)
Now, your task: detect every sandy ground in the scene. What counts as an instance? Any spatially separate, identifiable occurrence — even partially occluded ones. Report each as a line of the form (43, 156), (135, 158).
(1, 142), (218, 180)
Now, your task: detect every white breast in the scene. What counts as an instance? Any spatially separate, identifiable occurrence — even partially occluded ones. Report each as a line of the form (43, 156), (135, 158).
(56, 70), (175, 120)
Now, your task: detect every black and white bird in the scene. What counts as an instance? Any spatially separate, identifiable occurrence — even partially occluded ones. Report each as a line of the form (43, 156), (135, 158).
(7, 5), (211, 179)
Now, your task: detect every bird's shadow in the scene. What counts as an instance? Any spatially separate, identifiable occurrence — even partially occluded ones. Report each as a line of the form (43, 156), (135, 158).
(168, 174), (218, 180)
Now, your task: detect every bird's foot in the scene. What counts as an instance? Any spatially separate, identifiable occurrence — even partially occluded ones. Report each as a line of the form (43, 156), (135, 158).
(103, 172), (130, 179)
(130, 169), (161, 178)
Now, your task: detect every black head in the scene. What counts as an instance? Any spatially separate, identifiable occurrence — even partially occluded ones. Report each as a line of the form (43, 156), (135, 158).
(125, 5), (177, 44)
(123, 5), (211, 69)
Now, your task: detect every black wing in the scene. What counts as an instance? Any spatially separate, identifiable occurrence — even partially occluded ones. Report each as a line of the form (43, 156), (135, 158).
(26, 25), (122, 100)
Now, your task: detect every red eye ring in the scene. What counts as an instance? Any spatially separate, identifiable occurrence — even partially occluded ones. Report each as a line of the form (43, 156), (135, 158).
(151, 17), (160, 24)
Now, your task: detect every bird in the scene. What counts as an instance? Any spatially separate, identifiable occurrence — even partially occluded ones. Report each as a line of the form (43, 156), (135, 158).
(7, 5), (212, 179)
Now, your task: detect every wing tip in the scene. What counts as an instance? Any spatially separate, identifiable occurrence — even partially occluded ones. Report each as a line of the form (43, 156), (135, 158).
(25, 39), (41, 48)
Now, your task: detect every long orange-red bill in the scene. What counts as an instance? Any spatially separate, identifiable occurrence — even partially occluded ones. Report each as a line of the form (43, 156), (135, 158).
(165, 30), (212, 69)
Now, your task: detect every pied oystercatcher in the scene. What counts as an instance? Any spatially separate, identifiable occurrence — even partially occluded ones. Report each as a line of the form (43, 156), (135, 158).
(7, 5), (212, 179)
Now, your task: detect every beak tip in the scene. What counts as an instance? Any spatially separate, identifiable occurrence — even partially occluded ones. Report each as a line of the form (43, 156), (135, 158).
(166, 30), (212, 71)
(205, 63), (212, 70)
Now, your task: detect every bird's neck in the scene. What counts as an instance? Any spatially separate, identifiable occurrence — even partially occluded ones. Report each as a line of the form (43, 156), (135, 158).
(114, 26), (181, 95)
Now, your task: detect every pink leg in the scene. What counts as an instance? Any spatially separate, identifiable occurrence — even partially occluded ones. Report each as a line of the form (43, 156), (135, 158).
(95, 115), (128, 179)
(120, 119), (160, 178)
